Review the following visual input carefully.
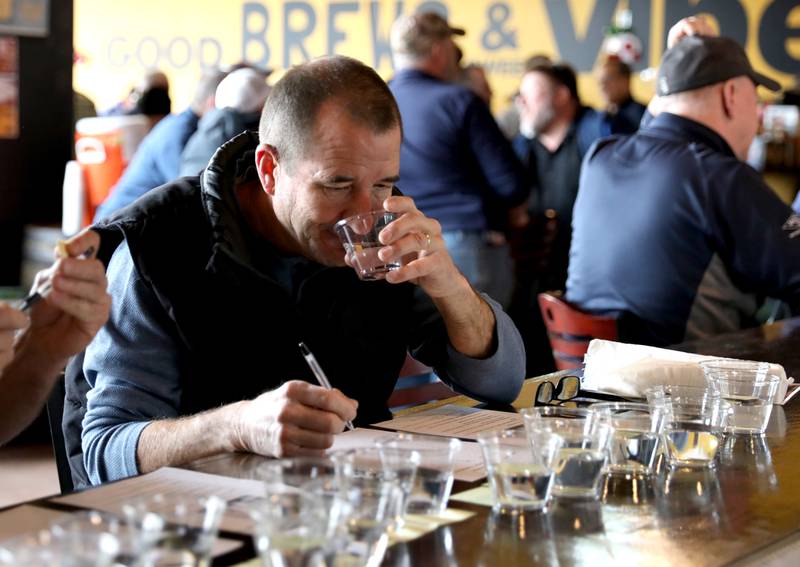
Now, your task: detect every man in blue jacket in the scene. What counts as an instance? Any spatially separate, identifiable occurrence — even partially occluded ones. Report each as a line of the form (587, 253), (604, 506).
(567, 35), (797, 346)
(388, 12), (528, 308)
(94, 69), (226, 220)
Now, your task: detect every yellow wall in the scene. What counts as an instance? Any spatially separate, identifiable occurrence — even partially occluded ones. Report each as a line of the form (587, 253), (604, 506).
(74, 0), (800, 115)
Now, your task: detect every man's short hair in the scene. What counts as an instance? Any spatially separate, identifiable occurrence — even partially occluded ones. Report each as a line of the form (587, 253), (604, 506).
(390, 12), (465, 62)
(191, 68), (227, 109)
(259, 55), (401, 168)
(601, 56), (632, 79)
(523, 54), (552, 73)
(526, 59), (580, 102)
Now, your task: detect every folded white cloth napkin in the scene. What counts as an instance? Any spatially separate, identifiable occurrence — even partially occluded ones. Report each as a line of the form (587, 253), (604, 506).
(582, 339), (793, 404)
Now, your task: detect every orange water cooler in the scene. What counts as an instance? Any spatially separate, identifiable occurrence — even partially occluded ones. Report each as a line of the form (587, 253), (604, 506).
(64, 115), (150, 232)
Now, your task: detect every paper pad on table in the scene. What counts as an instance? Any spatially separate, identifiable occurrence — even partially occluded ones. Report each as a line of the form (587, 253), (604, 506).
(582, 339), (794, 404)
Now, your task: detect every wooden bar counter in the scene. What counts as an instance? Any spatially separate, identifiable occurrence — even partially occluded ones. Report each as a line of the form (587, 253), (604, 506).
(188, 317), (800, 566)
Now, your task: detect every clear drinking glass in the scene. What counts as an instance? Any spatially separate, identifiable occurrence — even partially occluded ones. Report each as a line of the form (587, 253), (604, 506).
(477, 427), (562, 513)
(333, 446), (420, 528)
(376, 433), (462, 516)
(334, 210), (401, 280)
(259, 457), (340, 489)
(700, 360), (780, 434)
(645, 385), (730, 468)
(521, 407), (612, 500)
(335, 473), (405, 567)
(121, 494), (227, 567)
(51, 510), (163, 567)
(588, 402), (664, 476)
(248, 486), (331, 567)
(0, 529), (120, 567)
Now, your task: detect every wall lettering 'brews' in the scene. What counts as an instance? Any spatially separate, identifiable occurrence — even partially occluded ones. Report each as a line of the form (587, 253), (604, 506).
(74, 0), (799, 111)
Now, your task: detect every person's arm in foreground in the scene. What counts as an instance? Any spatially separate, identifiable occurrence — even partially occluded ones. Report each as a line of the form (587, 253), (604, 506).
(0, 229), (110, 445)
(377, 195), (526, 402)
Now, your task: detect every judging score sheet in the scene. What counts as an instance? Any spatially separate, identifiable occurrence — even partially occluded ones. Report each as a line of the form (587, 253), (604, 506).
(330, 427), (489, 482)
(372, 404), (523, 440)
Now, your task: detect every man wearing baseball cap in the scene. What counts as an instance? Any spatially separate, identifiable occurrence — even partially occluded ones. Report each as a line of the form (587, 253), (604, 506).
(388, 12), (528, 310)
(566, 31), (800, 346)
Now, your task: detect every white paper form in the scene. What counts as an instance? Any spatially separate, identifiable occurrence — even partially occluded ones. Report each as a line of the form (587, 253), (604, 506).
(53, 467), (265, 536)
(0, 505), (71, 541)
(372, 404), (523, 441)
(330, 427), (488, 482)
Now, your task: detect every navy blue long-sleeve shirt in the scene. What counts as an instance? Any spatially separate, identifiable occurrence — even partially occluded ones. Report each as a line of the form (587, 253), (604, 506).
(567, 112), (800, 346)
(389, 69), (528, 232)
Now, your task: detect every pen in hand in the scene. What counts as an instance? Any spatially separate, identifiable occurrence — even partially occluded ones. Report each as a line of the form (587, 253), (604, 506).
(18, 242), (96, 312)
(298, 342), (355, 431)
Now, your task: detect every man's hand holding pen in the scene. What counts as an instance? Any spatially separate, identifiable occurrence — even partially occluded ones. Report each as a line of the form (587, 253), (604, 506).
(16, 227), (111, 365)
(230, 380), (358, 458)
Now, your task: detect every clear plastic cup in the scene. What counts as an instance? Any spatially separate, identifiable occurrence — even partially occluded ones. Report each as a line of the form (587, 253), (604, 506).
(521, 407), (612, 500)
(334, 473), (404, 567)
(332, 446), (420, 529)
(701, 360), (780, 434)
(51, 510), (163, 567)
(258, 456), (339, 489)
(376, 433), (462, 516)
(646, 385), (729, 468)
(248, 486), (334, 567)
(0, 529), (119, 567)
(121, 494), (227, 567)
(334, 210), (401, 280)
(477, 427), (562, 513)
(588, 402), (664, 476)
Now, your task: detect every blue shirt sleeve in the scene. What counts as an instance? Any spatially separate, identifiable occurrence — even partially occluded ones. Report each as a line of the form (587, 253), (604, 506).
(436, 294), (526, 404)
(82, 240), (183, 484)
(709, 163), (800, 310)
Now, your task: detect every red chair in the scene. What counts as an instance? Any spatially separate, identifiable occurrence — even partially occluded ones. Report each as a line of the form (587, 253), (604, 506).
(387, 354), (455, 409)
(538, 292), (617, 370)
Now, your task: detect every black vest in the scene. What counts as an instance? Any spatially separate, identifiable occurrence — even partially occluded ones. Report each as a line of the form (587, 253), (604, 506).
(64, 133), (449, 488)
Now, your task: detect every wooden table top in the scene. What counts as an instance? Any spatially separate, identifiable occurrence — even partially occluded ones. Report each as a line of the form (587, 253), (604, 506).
(185, 317), (800, 566)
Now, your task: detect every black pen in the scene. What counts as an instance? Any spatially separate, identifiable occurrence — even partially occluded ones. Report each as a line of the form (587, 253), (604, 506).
(298, 342), (355, 431)
(18, 244), (96, 312)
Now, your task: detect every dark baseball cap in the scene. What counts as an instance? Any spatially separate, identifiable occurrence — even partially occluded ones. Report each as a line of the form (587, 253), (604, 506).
(391, 12), (465, 57)
(657, 35), (780, 96)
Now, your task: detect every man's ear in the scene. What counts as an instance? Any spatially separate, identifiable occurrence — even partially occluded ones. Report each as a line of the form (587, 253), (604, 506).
(255, 143), (279, 196)
(721, 80), (736, 120)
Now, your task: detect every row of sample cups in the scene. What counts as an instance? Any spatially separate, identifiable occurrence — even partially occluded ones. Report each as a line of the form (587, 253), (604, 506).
(479, 359), (781, 514)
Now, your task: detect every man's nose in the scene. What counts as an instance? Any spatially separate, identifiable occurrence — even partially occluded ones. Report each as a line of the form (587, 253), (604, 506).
(348, 188), (376, 216)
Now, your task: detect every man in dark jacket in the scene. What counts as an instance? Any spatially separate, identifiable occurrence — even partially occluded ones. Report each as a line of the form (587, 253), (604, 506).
(567, 36), (797, 346)
(69, 56), (526, 486)
(509, 59), (604, 374)
(388, 12), (529, 308)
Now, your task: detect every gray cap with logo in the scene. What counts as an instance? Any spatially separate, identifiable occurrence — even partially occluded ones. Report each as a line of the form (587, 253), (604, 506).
(657, 35), (780, 96)
(390, 12), (465, 57)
